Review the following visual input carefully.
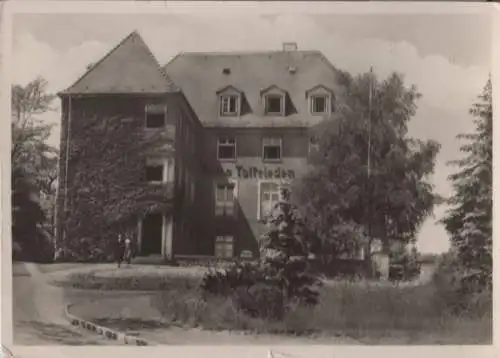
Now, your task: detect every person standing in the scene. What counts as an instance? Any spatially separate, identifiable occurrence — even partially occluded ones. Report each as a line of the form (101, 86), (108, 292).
(116, 233), (126, 268)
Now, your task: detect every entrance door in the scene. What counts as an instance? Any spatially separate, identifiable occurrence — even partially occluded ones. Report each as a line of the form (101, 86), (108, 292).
(141, 213), (163, 255)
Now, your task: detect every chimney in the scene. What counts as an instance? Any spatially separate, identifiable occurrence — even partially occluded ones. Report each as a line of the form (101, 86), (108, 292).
(282, 42), (298, 51)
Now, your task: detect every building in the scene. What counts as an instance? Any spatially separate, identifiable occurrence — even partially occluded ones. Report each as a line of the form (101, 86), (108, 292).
(55, 31), (346, 262)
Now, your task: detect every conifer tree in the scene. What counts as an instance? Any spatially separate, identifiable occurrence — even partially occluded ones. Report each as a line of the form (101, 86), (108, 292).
(260, 188), (322, 308)
(441, 78), (492, 292)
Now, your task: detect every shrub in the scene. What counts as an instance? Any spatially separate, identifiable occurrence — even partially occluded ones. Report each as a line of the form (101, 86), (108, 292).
(233, 283), (285, 320)
(431, 251), (492, 317)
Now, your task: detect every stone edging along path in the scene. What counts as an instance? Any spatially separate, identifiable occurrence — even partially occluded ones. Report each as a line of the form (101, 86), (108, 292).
(64, 303), (157, 346)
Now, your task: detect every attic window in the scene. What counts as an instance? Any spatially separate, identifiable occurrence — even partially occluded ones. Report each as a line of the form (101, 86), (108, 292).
(265, 95), (284, 116)
(222, 68), (231, 75)
(219, 94), (239, 116)
(311, 95), (328, 114)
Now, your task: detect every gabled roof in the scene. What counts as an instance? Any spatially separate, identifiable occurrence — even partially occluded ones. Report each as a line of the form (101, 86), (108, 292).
(216, 85), (242, 94)
(260, 85), (287, 95)
(163, 49), (345, 127)
(60, 31), (178, 95)
(305, 84), (335, 97)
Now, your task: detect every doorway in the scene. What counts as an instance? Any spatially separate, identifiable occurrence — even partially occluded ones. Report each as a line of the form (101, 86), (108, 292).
(141, 213), (163, 255)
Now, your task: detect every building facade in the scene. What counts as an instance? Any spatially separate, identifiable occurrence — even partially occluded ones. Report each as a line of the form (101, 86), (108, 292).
(55, 31), (347, 262)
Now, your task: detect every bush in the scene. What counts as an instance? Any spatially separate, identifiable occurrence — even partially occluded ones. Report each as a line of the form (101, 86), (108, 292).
(233, 283), (285, 320)
(431, 251), (492, 317)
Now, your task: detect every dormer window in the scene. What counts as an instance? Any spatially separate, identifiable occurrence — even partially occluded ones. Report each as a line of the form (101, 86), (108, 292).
(220, 95), (239, 116)
(306, 85), (334, 116)
(217, 86), (242, 117)
(265, 95), (284, 115)
(261, 85), (287, 117)
(311, 95), (328, 114)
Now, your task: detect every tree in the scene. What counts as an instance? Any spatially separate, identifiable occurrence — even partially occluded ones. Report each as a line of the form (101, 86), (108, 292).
(295, 70), (441, 272)
(441, 78), (492, 293)
(11, 78), (58, 261)
(200, 189), (322, 320)
(260, 188), (322, 309)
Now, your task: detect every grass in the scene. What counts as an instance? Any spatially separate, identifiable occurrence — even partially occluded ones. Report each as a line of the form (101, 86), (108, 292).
(54, 269), (201, 291)
(56, 266), (492, 344)
(36, 263), (86, 274)
(151, 279), (492, 344)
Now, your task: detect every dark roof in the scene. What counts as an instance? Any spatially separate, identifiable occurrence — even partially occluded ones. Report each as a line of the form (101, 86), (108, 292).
(163, 50), (344, 128)
(60, 31), (178, 95)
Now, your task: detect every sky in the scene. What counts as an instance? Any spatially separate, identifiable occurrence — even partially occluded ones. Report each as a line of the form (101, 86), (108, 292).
(11, 8), (492, 254)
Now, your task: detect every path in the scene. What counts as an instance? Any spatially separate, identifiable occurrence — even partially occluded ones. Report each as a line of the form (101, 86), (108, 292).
(12, 262), (117, 345)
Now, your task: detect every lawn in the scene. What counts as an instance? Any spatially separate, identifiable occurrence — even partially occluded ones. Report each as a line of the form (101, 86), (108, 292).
(57, 266), (492, 345)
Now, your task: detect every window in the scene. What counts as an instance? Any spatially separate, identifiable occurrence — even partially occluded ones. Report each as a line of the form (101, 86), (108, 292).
(259, 182), (285, 220)
(215, 236), (234, 259)
(309, 136), (320, 154)
(265, 95), (284, 115)
(262, 137), (282, 161)
(311, 95), (328, 114)
(217, 137), (236, 161)
(215, 182), (236, 216)
(219, 95), (239, 116)
(145, 104), (166, 128)
(146, 158), (169, 183)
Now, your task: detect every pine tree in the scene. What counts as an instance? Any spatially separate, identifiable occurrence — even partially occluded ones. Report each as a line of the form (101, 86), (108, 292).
(260, 188), (322, 308)
(441, 78), (492, 293)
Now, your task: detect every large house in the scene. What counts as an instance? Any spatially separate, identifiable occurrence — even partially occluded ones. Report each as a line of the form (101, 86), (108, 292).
(54, 31), (347, 262)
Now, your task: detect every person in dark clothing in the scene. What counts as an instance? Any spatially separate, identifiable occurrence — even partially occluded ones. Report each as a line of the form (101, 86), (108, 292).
(116, 233), (126, 268)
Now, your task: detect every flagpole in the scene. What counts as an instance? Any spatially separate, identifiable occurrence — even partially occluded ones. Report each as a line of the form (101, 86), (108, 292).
(368, 66), (373, 179)
(367, 66), (374, 276)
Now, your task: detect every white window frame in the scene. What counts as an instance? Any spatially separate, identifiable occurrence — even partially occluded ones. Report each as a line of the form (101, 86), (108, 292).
(219, 94), (240, 116)
(146, 158), (170, 184)
(214, 179), (238, 217)
(215, 235), (234, 259)
(257, 180), (290, 221)
(262, 136), (282, 162)
(309, 135), (320, 154)
(217, 137), (237, 161)
(264, 94), (285, 116)
(310, 94), (330, 115)
(145, 104), (167, 129)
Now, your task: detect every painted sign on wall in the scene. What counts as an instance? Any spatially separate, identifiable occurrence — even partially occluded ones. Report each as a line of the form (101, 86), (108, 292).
(217, 165), (296, 179)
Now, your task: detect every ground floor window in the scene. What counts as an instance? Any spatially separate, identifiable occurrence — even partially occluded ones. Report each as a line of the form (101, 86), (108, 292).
(215, 236), (234, 258)
(215, 181), (237, 216)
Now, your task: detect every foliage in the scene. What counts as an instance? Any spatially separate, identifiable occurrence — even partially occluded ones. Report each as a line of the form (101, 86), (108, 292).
(11, 78), (57, 261)
(432, 251), (492, 317)
(259, 189), (323, 307)
(60, 106), (174, 260)
(440, 78), (492, 296)
(201, 190), (322, 320)
(155, 272), (491, 344)
(296, 71), (440, 264)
